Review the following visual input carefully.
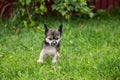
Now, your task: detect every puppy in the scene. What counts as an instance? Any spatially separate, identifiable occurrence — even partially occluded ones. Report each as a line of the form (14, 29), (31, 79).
(37, 24), (63, 64)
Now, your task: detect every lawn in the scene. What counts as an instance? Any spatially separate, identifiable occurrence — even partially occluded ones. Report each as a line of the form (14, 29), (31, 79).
(0, 16), (120, 80)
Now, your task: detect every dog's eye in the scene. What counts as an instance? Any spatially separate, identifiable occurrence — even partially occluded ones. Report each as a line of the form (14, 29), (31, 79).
(49, 38), (52, 40)
(55, 38), (58, 40)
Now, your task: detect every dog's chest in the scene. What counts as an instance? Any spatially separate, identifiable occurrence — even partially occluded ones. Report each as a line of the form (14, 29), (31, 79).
(43, 46), (57, 55)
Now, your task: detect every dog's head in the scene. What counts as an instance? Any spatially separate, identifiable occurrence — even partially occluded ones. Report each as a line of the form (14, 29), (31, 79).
(44, 24), (63, 47)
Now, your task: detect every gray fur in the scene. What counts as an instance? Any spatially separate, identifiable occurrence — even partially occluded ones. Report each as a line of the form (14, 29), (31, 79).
(37, 24), (63, 64)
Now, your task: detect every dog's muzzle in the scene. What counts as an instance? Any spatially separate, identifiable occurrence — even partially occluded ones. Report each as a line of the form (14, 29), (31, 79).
(51, 41), (57, 46)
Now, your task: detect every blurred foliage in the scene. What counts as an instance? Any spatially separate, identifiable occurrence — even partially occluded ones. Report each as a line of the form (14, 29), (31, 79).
(52, 0), (94, 19)
(18, 0), (93, 19)
(16, 0), (94, 28)
(1, 0), (94, 28)
(95, 9), (110, 17)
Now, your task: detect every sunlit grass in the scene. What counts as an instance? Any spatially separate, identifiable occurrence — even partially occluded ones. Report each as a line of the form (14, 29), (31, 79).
(0, 17), (120, 80)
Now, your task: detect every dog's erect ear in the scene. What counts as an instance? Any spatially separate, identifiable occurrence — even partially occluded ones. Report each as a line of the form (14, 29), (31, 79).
(44, 24), (48, 34)
(58, 24), (63, 33)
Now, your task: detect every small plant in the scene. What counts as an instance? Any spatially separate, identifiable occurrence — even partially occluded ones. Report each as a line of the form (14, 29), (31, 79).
(18, 0), (47, 16)
(18, 0), (47, 28)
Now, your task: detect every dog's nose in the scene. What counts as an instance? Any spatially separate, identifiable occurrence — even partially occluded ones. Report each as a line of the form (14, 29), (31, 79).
(51, 41), (57, 46)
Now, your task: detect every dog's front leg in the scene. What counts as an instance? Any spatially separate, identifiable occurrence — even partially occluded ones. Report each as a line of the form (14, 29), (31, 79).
(37, 49), (45, 63)
(52, 52), (59, 64)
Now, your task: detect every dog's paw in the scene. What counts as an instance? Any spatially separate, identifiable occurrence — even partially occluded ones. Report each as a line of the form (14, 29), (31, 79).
(37, 60), (43, 64)
(52, 60), (57, 64)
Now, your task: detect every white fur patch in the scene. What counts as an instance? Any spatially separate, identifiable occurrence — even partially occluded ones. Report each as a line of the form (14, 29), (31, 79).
(43, 46), (57, 55)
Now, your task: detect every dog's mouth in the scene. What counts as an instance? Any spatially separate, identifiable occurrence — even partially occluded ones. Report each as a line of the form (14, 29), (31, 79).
(51, 41), (57, 46)
(45, 37), (61, 47)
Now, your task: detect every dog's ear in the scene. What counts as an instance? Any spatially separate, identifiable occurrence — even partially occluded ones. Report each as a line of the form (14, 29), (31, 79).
(58, 24), (63, 33)
(44, 24), (48, 34)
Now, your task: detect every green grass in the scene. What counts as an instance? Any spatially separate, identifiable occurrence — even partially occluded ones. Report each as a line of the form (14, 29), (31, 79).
(0, 16), (120, 80)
